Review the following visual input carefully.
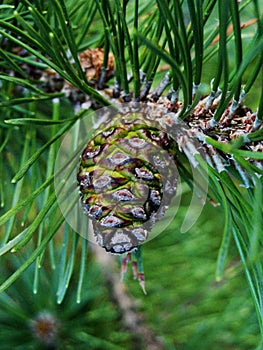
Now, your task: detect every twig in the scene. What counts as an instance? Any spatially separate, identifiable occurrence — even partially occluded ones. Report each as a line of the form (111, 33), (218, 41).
(90, 241), (164, 350)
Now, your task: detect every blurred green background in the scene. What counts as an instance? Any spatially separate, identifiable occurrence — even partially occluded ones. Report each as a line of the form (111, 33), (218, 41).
(127, 194), (260, 349)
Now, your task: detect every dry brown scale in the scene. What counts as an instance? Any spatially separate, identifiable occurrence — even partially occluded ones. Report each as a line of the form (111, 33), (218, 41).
(79, 48), (115, 83)
(168, 95), (263, 180)
(184, 96), (263, 175)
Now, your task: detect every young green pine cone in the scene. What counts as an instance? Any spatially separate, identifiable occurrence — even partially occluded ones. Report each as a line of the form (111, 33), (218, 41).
(77, 110), (178, 254)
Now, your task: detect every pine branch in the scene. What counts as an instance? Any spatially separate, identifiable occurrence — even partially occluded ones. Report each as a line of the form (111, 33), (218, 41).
(0, 1), (262, 346)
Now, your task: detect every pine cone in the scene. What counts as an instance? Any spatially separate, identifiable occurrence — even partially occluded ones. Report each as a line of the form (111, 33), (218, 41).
(77, 110), (178, 254)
